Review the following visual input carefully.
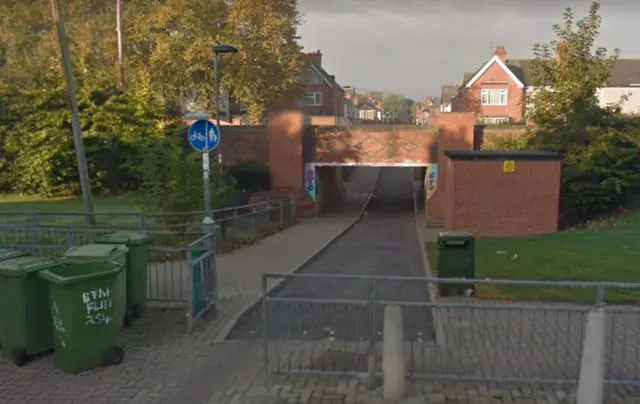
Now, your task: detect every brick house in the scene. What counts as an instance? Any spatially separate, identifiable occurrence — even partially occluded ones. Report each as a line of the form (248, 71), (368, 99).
(451, 45), (640, 122)
(451, 46), (526, 123)
(298, 50), (346, 125)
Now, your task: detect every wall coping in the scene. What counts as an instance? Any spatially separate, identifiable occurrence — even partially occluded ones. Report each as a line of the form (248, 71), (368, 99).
(444, 150), (564, 161)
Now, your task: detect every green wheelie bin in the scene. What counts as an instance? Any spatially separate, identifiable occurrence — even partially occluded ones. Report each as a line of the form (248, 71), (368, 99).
(38, 261), (126, 373)
(96, 231), (150, 322)
(0, 248), (30, 351)
(61, 244), (129, 328)
(0, 256), (60, 366)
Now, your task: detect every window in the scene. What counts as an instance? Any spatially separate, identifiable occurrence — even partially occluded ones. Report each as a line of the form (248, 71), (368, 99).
(481, 88), (508, 105)
(481, 116), (509, 124)
(304, 92), (322, 106)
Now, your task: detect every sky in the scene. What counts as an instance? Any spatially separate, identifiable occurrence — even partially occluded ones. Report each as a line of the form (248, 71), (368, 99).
(297, 0), (640, 101)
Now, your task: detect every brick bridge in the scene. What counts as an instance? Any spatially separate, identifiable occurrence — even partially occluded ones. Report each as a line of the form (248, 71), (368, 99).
(217, 111), (562, 237)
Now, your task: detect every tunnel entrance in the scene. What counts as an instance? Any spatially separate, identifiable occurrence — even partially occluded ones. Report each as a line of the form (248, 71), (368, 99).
(304, 162), (438, 216)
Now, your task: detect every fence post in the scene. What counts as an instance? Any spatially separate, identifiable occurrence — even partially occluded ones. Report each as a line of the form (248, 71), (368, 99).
(367, 277), (378, 389)
(31, 213), (38, 227)
(577, 308), (606, 404)
(262, 274), (270, 388)
(139, 214), (146, 232)
(383, 304), (405, 402)
(595, 284), (605, 306)
(279, 200), (284, 224)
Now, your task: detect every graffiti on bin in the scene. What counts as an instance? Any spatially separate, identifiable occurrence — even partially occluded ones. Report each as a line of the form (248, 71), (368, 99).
(52, 302), (67, 348)
(82, 288), (114, 326)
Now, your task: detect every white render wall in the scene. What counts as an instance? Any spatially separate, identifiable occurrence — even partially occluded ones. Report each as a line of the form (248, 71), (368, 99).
(600, 87), (640, 115)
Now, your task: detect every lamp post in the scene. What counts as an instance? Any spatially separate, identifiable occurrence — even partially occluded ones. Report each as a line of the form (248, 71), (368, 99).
(212, 44), (238, 177)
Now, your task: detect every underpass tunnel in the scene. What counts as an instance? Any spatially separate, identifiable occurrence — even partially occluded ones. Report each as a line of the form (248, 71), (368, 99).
(313, 165), (428, 215)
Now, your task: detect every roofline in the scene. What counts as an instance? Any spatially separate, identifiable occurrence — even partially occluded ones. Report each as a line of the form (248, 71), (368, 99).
(465, 55), (525, 89)
(309, 63), (334, 87)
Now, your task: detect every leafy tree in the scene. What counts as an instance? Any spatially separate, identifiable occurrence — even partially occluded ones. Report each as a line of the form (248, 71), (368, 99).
(382, 93), (414, 124)
(223, 0), (304, 123)
(521, 2), (640, 222)
(525, 2), (619, 151)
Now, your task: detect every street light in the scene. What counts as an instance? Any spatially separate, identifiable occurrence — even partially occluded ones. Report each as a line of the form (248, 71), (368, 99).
(212, 44), (238, 173)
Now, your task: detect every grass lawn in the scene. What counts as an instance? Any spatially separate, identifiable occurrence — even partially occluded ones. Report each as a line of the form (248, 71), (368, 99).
(0, 193), (142, 226)
(426, 209), (640, 304)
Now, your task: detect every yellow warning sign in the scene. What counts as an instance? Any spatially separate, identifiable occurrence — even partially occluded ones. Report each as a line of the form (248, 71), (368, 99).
(503, 160), (516, 173)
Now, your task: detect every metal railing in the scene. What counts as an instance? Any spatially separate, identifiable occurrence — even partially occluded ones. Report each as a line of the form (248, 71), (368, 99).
(261, 273), (640, 387)
(0, 198), (295, 232)
(0, 199), (295, 306)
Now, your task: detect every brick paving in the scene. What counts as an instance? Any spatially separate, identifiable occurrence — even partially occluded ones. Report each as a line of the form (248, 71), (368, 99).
(0, 169), (376, 404)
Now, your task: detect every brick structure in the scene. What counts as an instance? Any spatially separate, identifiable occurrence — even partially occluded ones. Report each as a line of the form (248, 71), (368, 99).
(428, 113), (478, 223)
(452, 46), (526, 122)
(444, 150), (564, 236)
(313, 125), (439, 164)
(217, 126), (268, 164)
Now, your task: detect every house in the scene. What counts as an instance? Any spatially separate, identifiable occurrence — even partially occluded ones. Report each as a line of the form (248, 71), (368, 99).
(451, 46), (640, 123)
(343, 89), (361, 124)
(439, 85), (458, 113)
(356, 95), (382, 122)
(298, 50), (346, 125)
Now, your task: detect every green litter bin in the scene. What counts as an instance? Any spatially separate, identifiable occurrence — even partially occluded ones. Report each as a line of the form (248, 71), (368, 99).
(38, 261), (125, 373)
(0, 256), (60, 366)
(0, 248), (30, 351)
(61, 244), (129, 328)
(96, 231), (150, 322)
(437, 231), (476, 297)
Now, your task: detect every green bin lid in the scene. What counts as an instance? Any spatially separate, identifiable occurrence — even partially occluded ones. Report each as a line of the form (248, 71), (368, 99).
(96, 231), (150, 246)
(0, 248), (29, 261)
(38, 261), (123, 286)
(438, 231), (474, 240)
(0, 256), (60, 277)
(64, 244), (128, 260)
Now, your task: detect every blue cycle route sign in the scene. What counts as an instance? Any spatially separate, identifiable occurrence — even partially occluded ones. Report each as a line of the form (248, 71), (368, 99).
(188, 120), (220, 153)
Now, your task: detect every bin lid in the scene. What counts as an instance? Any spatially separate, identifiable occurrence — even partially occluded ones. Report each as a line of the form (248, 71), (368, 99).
(37, 261), (123, 286)
(0, 248), (29, 261)
(0, 256), (60, 277)
(64, 244), (128, 260)
(438, 231), (474, 240)
(96, 231), (150, 246)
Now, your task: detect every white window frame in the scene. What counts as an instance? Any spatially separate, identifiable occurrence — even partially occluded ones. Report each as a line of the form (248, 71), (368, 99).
(305, 92), (322, 106)
(481, 88), (508, 106)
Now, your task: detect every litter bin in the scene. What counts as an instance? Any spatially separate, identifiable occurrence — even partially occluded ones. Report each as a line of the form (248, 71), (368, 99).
(61, 244), (129, 328)
(38, 261), (125, 373)
(96, 231), (150, 321)
(0, 256), (60, 366)
(0, 248), (30, 351)
(437, 232), (476, 296)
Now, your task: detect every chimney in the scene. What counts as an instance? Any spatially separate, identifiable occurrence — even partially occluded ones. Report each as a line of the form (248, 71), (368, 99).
(494, 46), (507, 62)
(307, 50), (322, 66)
(555, 41), (567, 61)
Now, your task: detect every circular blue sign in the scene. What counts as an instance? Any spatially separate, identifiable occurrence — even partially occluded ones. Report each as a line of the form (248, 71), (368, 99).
(428, 172), (436, 179)
(188, 120), (220, 153)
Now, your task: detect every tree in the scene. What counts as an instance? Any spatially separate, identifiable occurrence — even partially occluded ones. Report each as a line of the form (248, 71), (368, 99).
(382, 93), (415, 124)
(223, 0), (304, 123)
(520, 1), (640, 223)
(525, 2), (619, 152)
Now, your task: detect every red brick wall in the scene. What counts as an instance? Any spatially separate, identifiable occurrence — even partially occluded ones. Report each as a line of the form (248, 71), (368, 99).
(456, 62), (525, 122)
(301, 86), (343, 117)
(444, 154), (563, 236)
(217, 126), (268, 164)
(313, 126), (439, 164)
(428, 113), (477, 222)
(267, 110), (305, 190)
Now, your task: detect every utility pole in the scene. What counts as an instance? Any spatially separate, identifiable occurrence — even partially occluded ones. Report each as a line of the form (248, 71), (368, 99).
(51, 0), (95, 225)
(116, 0), (125, 89)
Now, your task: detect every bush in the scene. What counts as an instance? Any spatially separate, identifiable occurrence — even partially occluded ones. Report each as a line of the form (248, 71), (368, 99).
(226, 160), (270, 193)
(134, 135), (236, 218)
(0, 85), (168, 196)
